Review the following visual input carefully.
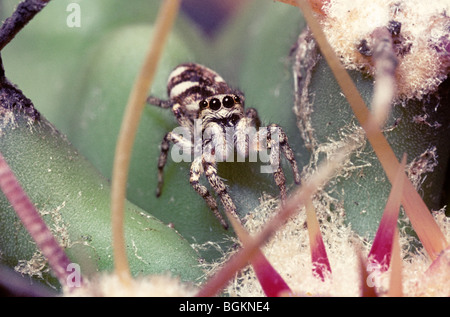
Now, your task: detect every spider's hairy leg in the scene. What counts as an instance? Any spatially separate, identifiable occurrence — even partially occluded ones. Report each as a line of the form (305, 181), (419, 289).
(171, 103), (194, 130)
(190, 158), (229, 229)
(261, 124), (301, 202)
(156, 131), (192, 197)
(269, 146), (288, 202)
(245, 107), (262, 129)
(204, 162), (240, 225)
(147, 97), (193, 130)
(270, 124), (301, 185)
(235, 107), (262, 159)
(147, 95), (172, 108)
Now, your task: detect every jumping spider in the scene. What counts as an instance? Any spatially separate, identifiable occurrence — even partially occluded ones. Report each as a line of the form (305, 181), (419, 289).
(147, 63), (301, 229)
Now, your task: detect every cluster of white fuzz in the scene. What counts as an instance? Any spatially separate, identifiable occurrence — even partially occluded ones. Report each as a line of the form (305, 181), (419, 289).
(66, 274), (197, 297)
(220, 195), (449, 297)
(320, 0), (449, 99)
(225, 195), (363, 296)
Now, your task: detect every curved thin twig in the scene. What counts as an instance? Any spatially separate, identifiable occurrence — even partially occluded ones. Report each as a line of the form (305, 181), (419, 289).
(0, 0), (50, 51)
(110, 0), (181, 284)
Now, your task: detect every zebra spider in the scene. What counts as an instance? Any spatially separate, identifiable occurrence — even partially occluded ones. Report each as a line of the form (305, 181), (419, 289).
(147, 63), (301, 229)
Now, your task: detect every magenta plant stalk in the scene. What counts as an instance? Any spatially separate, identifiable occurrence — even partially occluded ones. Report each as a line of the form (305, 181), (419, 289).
(0, 152), (79, 289)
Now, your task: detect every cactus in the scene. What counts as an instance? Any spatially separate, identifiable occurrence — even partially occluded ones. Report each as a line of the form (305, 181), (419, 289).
(0, 0), (448, 297)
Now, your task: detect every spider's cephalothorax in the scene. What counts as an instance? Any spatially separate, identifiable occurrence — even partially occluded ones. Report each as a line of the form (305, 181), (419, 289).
(147, 63), (301, 229)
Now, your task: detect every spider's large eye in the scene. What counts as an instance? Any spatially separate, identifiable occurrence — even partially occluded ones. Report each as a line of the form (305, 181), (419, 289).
(199, 99), (208, 110)
(209, 98), (221, 110)
(222, 96), (234, 108)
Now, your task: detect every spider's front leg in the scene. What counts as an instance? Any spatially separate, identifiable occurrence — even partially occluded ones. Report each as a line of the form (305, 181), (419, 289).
(190, 157), (229, 229)
(156, 131), (192, 197)
(260, 123), (301, 202)
(147, 97), (194, 131)
(147, 96), (172, 109)
(242, 108), (301, 202)
(203, 161), (241, 228)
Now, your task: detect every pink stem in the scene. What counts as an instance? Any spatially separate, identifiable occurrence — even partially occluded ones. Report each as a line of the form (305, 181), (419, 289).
(306, 199), (331, 280)
(0, 152), (80, 289)
(368, 155), (406, 271)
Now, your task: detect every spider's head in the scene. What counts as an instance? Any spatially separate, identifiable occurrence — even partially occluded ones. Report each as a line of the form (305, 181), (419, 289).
(198, 93), (245, 128)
